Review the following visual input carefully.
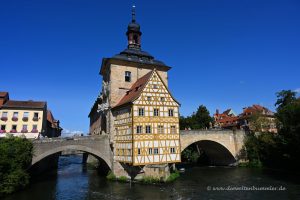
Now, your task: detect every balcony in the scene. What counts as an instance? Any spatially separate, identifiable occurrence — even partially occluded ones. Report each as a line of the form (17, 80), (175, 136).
(32, 117), (39, 121)
(0, 130), (6, 134)
(10, 129), (17, 133)
(21, 129), (28, 133)
(22, 117), (29, 122)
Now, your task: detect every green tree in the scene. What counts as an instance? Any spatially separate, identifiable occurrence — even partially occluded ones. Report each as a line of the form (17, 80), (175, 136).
(275, 94), (300, 169)
(0, 136), (33, 196)
(244, 90), (300, 170)
(248, 111), (273, 133)
(181, 146), (200, 163)
(193, 105), (212, 129)
(275, 90), (297, 110)
(180, 105), (212, 130)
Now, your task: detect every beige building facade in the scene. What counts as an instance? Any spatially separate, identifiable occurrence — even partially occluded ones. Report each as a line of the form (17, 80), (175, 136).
(0, 92), (62, 138)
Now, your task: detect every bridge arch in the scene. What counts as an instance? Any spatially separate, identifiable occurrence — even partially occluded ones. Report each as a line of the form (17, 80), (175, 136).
(181, 140), (236, 165)
(180, 130), (245, 165)
(32, 144), (112, 169)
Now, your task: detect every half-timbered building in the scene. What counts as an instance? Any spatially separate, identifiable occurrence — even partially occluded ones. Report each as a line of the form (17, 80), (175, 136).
(113, 70), (180, 165)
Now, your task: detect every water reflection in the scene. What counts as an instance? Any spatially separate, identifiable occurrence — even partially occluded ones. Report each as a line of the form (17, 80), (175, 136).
(4, 155), (300, 200)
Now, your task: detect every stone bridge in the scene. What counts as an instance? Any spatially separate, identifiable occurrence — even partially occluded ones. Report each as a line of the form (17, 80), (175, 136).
(32, 130), (245, 168)
(32, 135), (112, 169)
(180, 130), (245, 165)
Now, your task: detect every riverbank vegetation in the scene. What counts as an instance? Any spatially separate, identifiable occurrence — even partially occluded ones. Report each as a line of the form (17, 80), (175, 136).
(0, 136), (33, 196)
(106, 170), (180, 183)
(243, 90), (300, 170)
(166, 170), (180, 182)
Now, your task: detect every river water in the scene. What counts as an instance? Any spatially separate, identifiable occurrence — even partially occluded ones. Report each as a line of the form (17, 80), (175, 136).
(4, 155), (300, 200)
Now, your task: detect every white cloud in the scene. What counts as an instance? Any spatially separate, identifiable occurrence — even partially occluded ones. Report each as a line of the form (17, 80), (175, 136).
(294, 88), (300, 93)
(61, 128), (84, 137)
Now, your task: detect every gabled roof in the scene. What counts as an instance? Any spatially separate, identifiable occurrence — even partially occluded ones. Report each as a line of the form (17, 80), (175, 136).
(113, 71), (153, 108)
(47, 110), (55, 123)
(113, 70), (180, 109)
(223, 109), (231, 115)
(1, 100), (46, 109)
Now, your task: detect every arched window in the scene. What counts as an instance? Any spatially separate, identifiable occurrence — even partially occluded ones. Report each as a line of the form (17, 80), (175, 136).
(133, 35), (138, 44)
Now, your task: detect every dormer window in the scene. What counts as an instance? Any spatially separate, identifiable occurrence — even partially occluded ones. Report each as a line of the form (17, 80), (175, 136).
(125, 71), (131, 82)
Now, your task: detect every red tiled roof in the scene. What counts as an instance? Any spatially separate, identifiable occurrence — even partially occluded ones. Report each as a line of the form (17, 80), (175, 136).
(113, 71), (153, 108)
(47, 110), (55, 123)
(242, 104), (274, 116)
(218, 116), (239, 123)
(1, 100), (46, 109)
(0, 92), (8, 97)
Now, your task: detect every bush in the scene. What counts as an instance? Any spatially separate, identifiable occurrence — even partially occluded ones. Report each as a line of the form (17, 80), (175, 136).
(0, 137), (33, 196)
(166, 171), (180, 182)
(140, 176), (161, 184)
(106, 171), (116, 181)
(117, 176), (128, 182)
(181, 146), (200, 163)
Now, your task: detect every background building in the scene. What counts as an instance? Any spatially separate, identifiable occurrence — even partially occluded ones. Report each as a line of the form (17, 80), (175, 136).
(213, 105), (277, 133)
(239, 104), (277, 133)
(0, 91), (62, 138)
(213, 109), (239, 129)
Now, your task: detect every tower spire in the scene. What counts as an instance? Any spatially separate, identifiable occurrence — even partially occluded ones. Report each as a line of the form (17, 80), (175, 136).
(126, 4), (142, 50)
(132, 5), (136, 23)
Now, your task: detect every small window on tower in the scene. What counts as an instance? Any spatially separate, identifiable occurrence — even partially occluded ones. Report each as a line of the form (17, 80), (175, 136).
(133, 34), (138, 44)
(125, 71), (131, 82)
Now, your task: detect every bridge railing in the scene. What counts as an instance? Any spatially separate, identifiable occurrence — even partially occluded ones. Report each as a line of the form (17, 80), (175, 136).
(180, 129), (244, 135)
(32, 135), (96, 143)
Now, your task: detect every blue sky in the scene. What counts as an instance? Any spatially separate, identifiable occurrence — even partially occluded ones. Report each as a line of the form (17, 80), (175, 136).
(1, 0), (299, 134)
